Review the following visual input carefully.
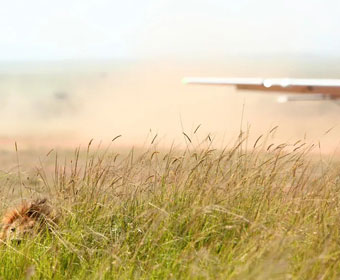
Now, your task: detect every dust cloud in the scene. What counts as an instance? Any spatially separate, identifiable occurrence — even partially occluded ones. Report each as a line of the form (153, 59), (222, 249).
(1, 58), (340, 154)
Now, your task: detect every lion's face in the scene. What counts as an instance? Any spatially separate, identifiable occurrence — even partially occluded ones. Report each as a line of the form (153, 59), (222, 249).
(1, 216), (38, 243)
(0, 199), (56, 244)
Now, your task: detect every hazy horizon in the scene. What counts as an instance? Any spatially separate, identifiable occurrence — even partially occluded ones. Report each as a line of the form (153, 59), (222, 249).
(1, 1), (340, 153)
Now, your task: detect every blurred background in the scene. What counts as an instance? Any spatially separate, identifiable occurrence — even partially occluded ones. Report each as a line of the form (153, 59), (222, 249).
(1, 0), (340, 152)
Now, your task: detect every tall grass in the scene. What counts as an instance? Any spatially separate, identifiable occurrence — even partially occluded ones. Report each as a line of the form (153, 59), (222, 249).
(0, 131), (340, 279)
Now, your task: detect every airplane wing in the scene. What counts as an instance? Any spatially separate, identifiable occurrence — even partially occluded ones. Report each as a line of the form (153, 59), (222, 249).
(182, 77), (340, 100)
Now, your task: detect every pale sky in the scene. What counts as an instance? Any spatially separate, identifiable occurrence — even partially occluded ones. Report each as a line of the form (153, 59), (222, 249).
(0, 0), (340, 60)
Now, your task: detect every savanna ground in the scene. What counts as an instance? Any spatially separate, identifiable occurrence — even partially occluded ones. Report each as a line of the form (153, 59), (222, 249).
(1, 129), (340, 279)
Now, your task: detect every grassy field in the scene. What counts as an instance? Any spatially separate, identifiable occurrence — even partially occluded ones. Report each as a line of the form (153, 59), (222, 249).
(0, 131), (340, 279)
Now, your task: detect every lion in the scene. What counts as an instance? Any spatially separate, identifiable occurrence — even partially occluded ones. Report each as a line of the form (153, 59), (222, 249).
(0, 198), (58, 244)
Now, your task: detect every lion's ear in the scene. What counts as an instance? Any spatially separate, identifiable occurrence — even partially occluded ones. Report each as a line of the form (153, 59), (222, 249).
(27, 198), (50, 218)
(26, 199), (45, 217)
(26, 207), (38, 218)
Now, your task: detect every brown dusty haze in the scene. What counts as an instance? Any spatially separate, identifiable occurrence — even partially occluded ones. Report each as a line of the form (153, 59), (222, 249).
(1, 58), (340, 153)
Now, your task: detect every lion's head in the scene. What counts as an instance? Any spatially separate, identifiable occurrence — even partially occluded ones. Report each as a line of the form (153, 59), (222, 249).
(0, 198), (57, 243)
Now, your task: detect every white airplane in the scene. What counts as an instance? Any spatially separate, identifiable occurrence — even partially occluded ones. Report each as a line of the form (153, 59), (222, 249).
(182, 77), (340, 103)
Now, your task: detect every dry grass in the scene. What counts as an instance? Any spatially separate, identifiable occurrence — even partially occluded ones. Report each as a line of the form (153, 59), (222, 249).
(0, 130), (339, 279)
